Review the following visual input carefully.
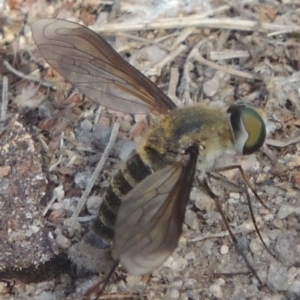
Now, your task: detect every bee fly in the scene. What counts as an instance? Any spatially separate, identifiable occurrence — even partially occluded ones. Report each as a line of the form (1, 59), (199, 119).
(32, 19), (267, 281)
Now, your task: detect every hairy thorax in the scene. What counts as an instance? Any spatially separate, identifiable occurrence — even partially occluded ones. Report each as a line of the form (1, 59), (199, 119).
(139, 104), (235, 177)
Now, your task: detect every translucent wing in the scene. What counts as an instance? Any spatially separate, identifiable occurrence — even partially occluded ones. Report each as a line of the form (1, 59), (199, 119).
(31, 19), (176, 114)
(114, 147), (198, 275)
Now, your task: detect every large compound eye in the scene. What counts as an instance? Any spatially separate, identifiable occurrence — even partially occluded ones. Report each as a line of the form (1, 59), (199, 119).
(227, 104), (266, 155)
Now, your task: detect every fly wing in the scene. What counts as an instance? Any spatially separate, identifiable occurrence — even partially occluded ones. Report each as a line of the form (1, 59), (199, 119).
(114, 147), (198, 275)
(31, 19), (176, 114)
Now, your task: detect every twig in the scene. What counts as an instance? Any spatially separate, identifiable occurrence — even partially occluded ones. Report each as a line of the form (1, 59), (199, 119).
(3, 60), (54, 89)
(1, 76), (8, 121)
(77, 215), (96, 222)
(182, 39), (208, 105)
(72, 122), (120, 218)
(171, 27), (196, 49)
(49, 154), (63, 172)
(116, 32), (172, 52)
(43, 185), (64, 216)
(210, 50), (250, 61)
(189, 43), (256, 80)
(110, 0), (121, 19)
(266, 136), (300, 147)
(93, 106), (102, 131)
(37, 134), (50, 152)
(155, 32), (179, 43)
(182, 60), (196, 105)
(168, 67), (182, 107)
(145, 44), (187, 77)
(91, 17), (300, 34)
(268, 27), (300, 37)
(190, 221), (258, 243)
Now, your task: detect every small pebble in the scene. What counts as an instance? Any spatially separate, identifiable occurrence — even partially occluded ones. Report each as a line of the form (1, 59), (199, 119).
(267, 263), (288, 292)
(119, 140), (136, 161)
(86, 195), (102, 215)
(56, 234), (71, 249)
(119, 119), (132, 132)
(220, 244), (229, 255)
(166, 287), (180, 299)
(75, 171), (91, 189)
(287, 281), (300, 300)
(80, 119), (93, 132)
(229, 192), (240, 200)
(277, 204), (295, 219)
(63, 218), (82, 239)
(209, 283), (223, 299)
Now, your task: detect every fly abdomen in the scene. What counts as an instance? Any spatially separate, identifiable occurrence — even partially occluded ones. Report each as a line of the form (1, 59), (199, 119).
(87, 151), (152, 249)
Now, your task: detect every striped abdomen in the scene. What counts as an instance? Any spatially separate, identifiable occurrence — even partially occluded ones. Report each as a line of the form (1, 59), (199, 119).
(85, 151), (152, 249)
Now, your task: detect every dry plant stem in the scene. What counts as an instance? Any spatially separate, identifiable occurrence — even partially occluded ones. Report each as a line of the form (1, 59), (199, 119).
(43, 185), (64, 216)
(171, 27), (196, 49)
(182, 60), (195, 105)
(99, 294), (133, 299)
(268, 28), (300, 37)
(72, 122), (120, 218)
(116, 33), (172, 52)
(155, 32), (179, 43)
(168, 67), (182, 107)
(146, 44), (187, 77)
(1, 76), (8, 121)
(190, 222), (259, 242)
(99, 0), (114, 3)
(243, 90), (261, 102)
(216, 30), (231, 51)
(3, 60), (54, 89)
(210, 50), (250, 61)
(189, 43), (256, 80)
(200, 178), (263, 286)
(91, 17), (300, 34)
(266, 136), (300, 147)
(60, 131), (65, 149)
(37, 134), (50, 152)
(43, 195), (58, 217)
(110, 0), (121, 19)
(77, 215), (96, 222)
(49, 154), (63, 172)
(93, 106), (102, 131)
(182, 39), (208, 105)
(67, 155), (77, 168)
